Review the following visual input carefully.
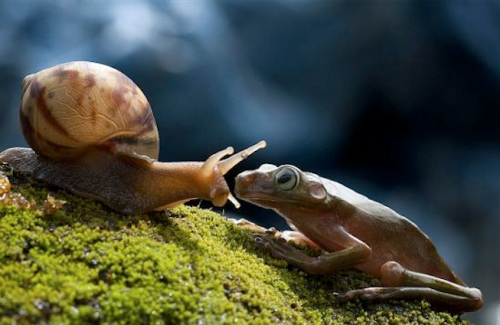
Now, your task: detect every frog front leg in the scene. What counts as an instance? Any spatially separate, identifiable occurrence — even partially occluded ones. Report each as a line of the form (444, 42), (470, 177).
(279, 230), (323, 250)
(254, 229), (371, 275)
(339, 261), (483, 313)
(230, 219), (321, 249)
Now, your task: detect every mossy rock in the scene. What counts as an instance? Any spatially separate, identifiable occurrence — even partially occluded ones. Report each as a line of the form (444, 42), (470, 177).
(0, 168), (473, 325)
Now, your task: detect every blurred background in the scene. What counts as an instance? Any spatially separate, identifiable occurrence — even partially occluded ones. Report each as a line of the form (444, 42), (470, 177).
(0, 1), (499, 323)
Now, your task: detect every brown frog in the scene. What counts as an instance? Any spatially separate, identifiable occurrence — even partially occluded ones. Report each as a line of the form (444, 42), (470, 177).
(234, 164), (483, 313)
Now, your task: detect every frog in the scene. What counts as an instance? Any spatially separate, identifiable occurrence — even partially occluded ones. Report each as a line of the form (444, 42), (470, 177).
(234, 164), (483, 313)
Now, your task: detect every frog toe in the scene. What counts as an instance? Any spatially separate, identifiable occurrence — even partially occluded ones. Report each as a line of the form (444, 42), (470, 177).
(253, 234), (277, 251)
(253, 234), (296, 259)
(337, 289), (360, 302)
(338, 287), (402, 303)
(254, 234), (271, 248)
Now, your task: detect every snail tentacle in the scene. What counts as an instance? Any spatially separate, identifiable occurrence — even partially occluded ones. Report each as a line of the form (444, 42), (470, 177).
(200, 146), (234, 179)
(218, 140), (267, 175)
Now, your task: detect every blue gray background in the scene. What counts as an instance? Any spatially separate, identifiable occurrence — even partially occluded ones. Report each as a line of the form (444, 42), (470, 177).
(0, 1), (498, 324)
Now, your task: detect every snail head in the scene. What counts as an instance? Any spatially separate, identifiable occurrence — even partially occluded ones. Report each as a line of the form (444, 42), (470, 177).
(200, 140), (267, 208)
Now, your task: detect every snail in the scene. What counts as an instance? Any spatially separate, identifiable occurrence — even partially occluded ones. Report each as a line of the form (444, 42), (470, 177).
(0, 61), (266, 214)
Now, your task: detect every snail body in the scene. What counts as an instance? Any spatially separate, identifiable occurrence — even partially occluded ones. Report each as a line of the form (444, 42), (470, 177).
(1, 61), (266, 214)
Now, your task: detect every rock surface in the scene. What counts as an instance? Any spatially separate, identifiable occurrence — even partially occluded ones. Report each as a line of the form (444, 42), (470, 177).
(0, 167), (473, 324)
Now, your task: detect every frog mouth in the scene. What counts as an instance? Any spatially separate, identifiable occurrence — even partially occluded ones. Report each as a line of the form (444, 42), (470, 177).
(236, 196), (285, 211)
(234, 187), (276, 203)
(235, 191), (298, 206)
(239, 196), (279, 203)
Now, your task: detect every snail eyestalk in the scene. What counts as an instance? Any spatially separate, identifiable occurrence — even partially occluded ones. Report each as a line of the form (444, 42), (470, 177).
(200, 147), (234, 178)
(218, 140), (267, 175)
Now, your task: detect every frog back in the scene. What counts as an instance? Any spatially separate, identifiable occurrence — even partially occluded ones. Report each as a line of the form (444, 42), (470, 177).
(321, 178), (464, 285)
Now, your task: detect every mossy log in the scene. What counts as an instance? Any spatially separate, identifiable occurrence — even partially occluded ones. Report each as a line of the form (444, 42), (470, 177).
(0, 167), (473, 324)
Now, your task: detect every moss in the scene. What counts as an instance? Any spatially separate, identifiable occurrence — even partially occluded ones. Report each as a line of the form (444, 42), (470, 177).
(0, 169), (474, 325)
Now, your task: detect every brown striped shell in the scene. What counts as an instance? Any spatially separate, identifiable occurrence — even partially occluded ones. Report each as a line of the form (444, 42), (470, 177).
(20, 61), (159, 162)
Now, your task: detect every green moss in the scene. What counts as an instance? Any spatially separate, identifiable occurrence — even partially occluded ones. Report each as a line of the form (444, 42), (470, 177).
(0, 171), (474, 324)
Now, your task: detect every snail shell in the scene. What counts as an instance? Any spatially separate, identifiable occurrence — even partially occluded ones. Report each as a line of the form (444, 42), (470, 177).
(20, 61), (159, 161)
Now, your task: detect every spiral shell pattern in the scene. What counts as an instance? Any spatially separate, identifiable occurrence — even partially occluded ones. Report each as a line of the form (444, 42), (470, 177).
(20, 61), (159, 161)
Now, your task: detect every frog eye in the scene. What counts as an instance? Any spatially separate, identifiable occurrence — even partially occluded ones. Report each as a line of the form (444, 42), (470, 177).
(275, 167), (300, 191)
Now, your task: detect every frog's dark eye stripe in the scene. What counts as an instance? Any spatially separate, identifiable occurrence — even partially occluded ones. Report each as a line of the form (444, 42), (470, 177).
(275, 167), (300, 191)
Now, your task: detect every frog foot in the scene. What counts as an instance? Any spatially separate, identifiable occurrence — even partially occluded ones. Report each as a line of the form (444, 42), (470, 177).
(337, 287), (400, 303)
(253, 234), (299, 260)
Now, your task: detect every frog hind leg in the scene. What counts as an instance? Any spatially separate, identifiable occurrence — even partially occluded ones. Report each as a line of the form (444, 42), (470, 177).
(338, 261), (483, 313)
